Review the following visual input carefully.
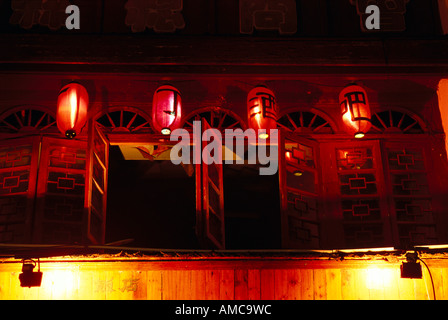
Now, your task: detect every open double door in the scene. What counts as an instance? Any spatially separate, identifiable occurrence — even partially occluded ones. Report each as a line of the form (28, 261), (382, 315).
(194, 118), (321, 250)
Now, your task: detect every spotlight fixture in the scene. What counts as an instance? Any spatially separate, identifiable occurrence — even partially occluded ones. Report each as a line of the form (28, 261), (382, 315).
(19, 259), (43, 288)
(400, 252), (422, 279)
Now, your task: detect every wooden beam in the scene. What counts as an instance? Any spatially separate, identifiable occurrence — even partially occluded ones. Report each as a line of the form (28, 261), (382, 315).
(1, 35), (448, 75)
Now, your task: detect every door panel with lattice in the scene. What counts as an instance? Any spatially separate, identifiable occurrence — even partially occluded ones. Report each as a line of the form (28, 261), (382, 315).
(0, 137), (40, 243)
(384, 142), (440, 247)
(320, 141), (392, 249)
(87, 122), (109, 244)
(195, 118), (225, 249)
(279, 132), (322, 249)
(34, 137), (88, 244)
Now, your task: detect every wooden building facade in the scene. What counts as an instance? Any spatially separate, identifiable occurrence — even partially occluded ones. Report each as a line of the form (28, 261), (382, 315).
(1, 0), (448, 300)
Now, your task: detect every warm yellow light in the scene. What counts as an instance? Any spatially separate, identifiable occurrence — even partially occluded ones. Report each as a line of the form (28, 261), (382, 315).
(293, 170), (303, 177)
(354, 132), (365, 139)
(259, 133), (269, 139)
(161, 128), (171, 135)
(41, 269), (75, 299)
(438, 79), (448, 159)
(365, 267), (394, 290)
(69, 89), (78, 128)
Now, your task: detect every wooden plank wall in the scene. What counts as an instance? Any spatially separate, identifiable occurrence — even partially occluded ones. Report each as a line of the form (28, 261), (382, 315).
(0, 257), (447, 300)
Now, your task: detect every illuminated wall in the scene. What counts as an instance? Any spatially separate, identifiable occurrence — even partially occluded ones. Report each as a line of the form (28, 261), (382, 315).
(1, 254), (447, 300)
(438, 79), (448, 157)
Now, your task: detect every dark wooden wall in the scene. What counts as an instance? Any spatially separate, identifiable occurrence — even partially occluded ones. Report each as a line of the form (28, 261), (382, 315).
(0, 0), (444, 36)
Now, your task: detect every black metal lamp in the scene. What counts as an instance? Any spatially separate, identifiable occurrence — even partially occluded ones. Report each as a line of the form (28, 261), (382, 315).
(400, 252), (422, 279)
(19, 259), (43, 288)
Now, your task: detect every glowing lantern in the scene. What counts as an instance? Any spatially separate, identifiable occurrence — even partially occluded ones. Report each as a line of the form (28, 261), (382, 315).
(339, 84), (371, 139)
(56, 82), (89, 139)
(152, 85), (182, 135)
(247, 85), (278, 139)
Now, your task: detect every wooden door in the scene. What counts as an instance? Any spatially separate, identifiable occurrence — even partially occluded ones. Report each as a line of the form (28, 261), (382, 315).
(0, 137), (40, 243)
(86, 121), (109, 244)
(320, 140), (392, 249)
(34, 122), (109, 245)
(278, 131), (322, 249)
(195, 118), (225, 249)
(34, 137), (89, 244)
(382, 140), (443, 248)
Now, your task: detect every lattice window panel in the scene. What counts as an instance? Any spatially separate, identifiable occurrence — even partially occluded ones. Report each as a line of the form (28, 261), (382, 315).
(341, 198), (381, 222)
(394, 198), (433, 224)
(280, 135), (321, 249)
(388, 148), (425, 171)
(343, 223), (385, 248)
(87, 124), (109, 244)
(339, 173), (377, 195)
(35, 138), (88, 244)
(287, 192), (318, 220)
(285, 142), (315, 169)
(391, 173), (429, 196)
(0, 170), (29, 195)
(48, 146), (87, 170)
(0, 195), (27, 224)
(285, 166), (317, 195)
(91, 183), (104, 217)
(0, 144), (32, 169)
(46, 172), (85, 196)
(333, 144), (389, 247)
(284, 141), (318, 201)
(0, 223), (26, 243)
(288, 216), (319, 246)
(43, 195), (84, 222)
(94, 127), (107, 164)
(398, 225), (438, 247)
(386, 145), (438, 247)
(336, 147), (373, 171)
(286, 192), (319, 247)
(0, 140), (37, 243)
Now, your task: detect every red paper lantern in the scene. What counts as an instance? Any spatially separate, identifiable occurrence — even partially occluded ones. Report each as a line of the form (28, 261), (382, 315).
(152, 85), (182, 135)
(56, 82), (89, 139)
(247, 86), (278, 139)
(340, 84), (371, 139)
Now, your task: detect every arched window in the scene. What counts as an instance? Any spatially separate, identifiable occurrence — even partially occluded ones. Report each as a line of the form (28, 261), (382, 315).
(182, 107), (246, 132)
(277, 108), (336, 134)
(95, 107), (153, 133)
(0, 106), (57, 135)
(369, 109), (426, 134)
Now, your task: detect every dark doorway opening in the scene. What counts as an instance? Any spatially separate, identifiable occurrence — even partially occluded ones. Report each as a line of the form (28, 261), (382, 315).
(223, 164), (281, 249)
(105, 146), (199, 249)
